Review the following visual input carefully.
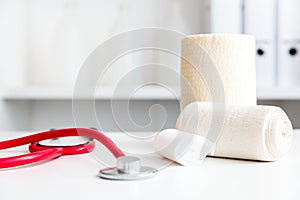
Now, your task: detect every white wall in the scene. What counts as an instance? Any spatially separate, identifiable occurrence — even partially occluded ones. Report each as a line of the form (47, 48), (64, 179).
(0, 0), (206, 89)
(0, 0), (204, 131)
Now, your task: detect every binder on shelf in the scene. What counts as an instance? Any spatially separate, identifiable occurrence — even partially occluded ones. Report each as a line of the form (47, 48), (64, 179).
(278, 0), (300, 88)
(205, 0), (243, 33)
(244, 0), (277, 89)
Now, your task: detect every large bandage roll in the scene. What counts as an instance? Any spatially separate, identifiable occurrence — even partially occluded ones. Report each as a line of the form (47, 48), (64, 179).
(176, 102), (293, 161)
(181, 34), (256, 109)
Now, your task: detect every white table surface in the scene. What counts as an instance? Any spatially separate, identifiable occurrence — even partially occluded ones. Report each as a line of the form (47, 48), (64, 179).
(0, 130), (299, 200)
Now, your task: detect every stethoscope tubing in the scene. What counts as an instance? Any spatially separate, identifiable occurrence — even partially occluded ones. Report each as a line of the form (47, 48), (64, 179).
(29, 140), (95, 155)
(0, 148), (63, 168)
(0, 128), (125, 169)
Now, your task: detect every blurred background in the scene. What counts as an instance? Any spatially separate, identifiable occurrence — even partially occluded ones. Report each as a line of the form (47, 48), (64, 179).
(0, 0), (299, 132)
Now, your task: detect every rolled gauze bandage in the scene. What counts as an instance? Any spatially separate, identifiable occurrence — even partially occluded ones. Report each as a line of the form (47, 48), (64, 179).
(181, 34), (256, 109)
(176, 102), (293, 161)
(153, 129), (215, 165)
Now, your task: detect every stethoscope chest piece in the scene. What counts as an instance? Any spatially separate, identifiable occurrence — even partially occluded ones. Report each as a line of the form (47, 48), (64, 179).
(99, 156), (157, 181)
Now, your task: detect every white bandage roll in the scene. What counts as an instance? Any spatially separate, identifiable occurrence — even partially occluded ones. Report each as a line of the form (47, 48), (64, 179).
(153, 129), (215, 165)
(176, 102), (293, 161)
(181, 34), (256, 109)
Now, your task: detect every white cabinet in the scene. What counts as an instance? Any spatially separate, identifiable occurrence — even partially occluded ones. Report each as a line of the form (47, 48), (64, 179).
(1, 86), (300, 131)
(0, 86), (180, 131)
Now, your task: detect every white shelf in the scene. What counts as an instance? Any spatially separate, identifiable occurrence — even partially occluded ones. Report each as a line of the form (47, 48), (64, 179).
(257, 88), (300, 100)
(1, 86), (300, 101)
(0, 86), (180, 100)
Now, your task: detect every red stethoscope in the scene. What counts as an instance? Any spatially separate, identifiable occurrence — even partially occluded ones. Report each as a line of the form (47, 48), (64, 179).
(0, 128), (157, 180)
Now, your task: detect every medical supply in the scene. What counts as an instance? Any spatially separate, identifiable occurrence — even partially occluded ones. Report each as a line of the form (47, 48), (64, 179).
(176, 102), (293, 161)
(153, 129), (215, 165)
(0, 128), (157, 180)
(181, 34), (256, 109)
